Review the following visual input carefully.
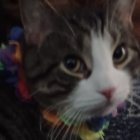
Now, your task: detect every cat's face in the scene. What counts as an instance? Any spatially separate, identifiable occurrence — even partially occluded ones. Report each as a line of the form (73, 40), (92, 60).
(20, 0), (140, 121)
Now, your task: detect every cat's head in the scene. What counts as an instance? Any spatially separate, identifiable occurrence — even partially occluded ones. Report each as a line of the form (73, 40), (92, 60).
(20, 0), (140, 121)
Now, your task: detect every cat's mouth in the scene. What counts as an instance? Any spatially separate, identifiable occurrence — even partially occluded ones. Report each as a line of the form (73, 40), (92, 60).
(91, 101), (122, 119)
(82, 100), (124, 120)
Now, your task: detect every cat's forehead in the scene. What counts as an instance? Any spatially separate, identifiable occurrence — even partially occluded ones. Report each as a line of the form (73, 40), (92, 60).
(66, 10), (135, 47)
(20, 0), (136, 46)
(54, 6), (122, 39)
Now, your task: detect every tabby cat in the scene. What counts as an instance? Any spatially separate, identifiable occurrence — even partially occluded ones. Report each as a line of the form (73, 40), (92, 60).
(19, 0), (140, 139)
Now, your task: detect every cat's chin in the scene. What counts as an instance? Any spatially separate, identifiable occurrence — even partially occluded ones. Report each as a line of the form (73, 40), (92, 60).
(80, 105), (118, 121)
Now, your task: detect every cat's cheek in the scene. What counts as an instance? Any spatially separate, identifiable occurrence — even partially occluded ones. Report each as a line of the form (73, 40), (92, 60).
(111, 70), (131, 100)
(111, 85), (131, 107)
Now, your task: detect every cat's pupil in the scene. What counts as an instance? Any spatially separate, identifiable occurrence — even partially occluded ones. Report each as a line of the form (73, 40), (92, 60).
(114, 47), (124, 59)
(113, 46), (127, 64)
(64, 56), (79, 71)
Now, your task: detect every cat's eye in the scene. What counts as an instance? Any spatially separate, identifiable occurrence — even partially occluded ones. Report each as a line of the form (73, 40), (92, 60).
(113, 45), (128, 64)
(64, 56), (81, 72)
(60, 55), (86, 78)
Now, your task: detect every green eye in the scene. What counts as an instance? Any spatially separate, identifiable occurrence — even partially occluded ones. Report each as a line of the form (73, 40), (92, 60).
(113, 45), (128, 64)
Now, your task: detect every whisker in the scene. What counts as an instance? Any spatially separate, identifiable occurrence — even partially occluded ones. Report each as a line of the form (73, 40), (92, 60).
(47, 107), (71, 139)
(44, 0), (58, 14)
(75, 113), (83, 140)
(47, 119), (59, 140)
(48, 117), (61, 140)
(62, 111), (81, 140)
(69, 124), (75, 140)
(53, 109), (76, 140)
(72, 111), (82, 140)
(44, 107), (62, 139)
(49, 107), (75, 140)
(68, 110), (82, 140)
(41, 99), (71, 113)
(62, 125), (71, 140)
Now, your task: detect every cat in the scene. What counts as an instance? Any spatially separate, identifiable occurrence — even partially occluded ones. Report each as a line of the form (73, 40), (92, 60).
(19, 0), (140, 139)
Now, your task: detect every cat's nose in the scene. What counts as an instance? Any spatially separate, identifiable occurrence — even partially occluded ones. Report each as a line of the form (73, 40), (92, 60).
(100, 88), (115, 100)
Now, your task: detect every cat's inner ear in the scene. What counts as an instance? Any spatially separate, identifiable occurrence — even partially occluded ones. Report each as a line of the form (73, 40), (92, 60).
(19, 0), (62, 46)
(111, 0), (136, 27)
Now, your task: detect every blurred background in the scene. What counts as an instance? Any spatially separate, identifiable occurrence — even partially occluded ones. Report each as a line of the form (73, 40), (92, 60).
(0, 0), (20, 43)
(133, 0), (140, 41)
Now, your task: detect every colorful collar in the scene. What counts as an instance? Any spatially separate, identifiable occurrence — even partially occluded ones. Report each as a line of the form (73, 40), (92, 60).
(0, 27), (119, 140)
(42, 109), (111, 140)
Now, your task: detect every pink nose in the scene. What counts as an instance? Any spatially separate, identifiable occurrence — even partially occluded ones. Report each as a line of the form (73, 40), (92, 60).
(100, 88), (115, 100)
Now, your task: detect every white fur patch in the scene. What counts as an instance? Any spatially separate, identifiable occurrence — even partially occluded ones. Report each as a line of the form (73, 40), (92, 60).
(66, 30), (131, 119)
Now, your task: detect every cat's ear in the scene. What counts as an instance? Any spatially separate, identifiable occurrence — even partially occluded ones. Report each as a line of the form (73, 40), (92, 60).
(19, 0), (48, 45)
(111, 0), (136, 27)
(19, 0), (55, 45)
(19, 0), (72, 45)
